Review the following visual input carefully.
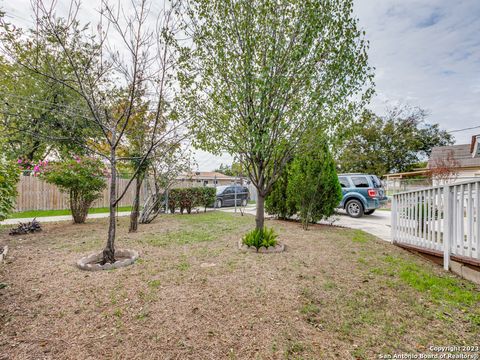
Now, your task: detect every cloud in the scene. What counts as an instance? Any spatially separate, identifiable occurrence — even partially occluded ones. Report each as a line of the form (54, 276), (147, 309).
(354, 0), (480, 144)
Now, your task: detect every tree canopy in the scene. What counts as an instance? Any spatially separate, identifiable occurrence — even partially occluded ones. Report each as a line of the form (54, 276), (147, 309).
(336, 107), (454, 176)
(0, 18), (98, 161)
(183, 0), (373, 230)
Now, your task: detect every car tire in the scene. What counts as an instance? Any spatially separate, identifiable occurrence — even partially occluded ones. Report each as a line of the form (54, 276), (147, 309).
(364, 209), (375, 215)
(346, 199), (364, 218)
(216, 199), (222, 208)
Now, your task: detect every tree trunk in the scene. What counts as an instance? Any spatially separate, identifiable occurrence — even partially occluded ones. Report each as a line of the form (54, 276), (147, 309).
(70, 190), (90, 224)
(255, 192), (265, 230)
(102, 148), (117, 264)
(129, 173), (144, 232)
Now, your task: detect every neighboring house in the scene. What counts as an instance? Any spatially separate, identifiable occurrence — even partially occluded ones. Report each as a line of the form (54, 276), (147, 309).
(385, 134), (480, 191)
(428, 134), (480, 185)
(175, 171), (238, 187)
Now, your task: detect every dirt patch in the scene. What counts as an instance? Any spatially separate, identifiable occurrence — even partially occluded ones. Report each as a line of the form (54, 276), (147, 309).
(0, 212), (479, 359)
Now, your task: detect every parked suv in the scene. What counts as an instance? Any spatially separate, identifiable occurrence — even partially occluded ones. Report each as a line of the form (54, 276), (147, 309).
(338, 174), (387, 218)
(214, 185), (250, 208)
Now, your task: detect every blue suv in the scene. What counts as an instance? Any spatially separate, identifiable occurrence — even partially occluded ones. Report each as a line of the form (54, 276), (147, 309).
(338, 174), (387, 218)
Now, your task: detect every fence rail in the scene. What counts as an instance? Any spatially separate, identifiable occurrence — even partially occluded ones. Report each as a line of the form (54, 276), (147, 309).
(391, 180), (480, 269)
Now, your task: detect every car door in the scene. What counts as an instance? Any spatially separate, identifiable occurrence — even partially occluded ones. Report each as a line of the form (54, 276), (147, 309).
(338, 176), (351, 196)
(350, 176), (370, 205)
(223, 187), (235, 206)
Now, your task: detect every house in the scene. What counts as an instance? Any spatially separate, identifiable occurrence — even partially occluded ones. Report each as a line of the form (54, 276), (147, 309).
(175, 171), (238, 187)
(385, 134), (480, 191)
(428, 134), (480, 185)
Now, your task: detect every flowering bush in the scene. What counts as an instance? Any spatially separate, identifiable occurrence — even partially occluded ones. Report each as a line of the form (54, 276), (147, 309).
(0, 159), (19, 221)
(17, 159), (47, 176)
(41, 156), (107, 223)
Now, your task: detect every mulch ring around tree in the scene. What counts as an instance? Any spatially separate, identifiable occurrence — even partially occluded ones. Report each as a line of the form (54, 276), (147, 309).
(76, 249), (139, 271)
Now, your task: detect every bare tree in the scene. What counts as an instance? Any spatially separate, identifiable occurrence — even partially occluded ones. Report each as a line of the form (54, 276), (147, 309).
(428, 149), (459, 185)
(139, 146), (194, 224)
(0, 0), (188, 263)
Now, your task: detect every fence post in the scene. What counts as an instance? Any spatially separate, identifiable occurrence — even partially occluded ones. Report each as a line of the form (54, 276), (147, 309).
(443, 185), (452, 270)
(391, 195), (397, 244)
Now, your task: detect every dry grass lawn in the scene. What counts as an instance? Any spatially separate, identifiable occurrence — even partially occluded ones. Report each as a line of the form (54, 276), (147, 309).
(0, 211), (479, 359)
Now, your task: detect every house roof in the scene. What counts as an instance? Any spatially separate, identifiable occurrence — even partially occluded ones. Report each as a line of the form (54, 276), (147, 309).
(428, 144), (480, 169)
(179, 171), (236, 180)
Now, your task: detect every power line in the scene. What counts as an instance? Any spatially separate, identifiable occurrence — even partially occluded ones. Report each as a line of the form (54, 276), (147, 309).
(448, 125), (480, 134)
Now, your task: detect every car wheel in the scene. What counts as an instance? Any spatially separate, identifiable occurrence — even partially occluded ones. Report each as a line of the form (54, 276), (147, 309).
(241, 198), (247, 206)
(346, 199), (364, 218)
(216, 199), (222, 208)
(364, 209), (375, 215)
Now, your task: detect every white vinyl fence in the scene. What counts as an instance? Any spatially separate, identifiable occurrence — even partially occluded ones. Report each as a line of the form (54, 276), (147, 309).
(391, 180), (480, 269)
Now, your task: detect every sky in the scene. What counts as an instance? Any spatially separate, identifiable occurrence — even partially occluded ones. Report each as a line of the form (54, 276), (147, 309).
(2, 0), (479, 171)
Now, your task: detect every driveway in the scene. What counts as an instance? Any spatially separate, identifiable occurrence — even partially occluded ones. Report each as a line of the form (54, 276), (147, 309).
(219, 205), (392, 243)
(322, 210), (392, 242)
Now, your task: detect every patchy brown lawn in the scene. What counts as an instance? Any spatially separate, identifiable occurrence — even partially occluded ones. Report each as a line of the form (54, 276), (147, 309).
(0, 211), (479, 360)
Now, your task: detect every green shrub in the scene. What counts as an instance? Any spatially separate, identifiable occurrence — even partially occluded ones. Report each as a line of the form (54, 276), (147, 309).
(168, 187), (216, 214)
(288, 138), (342, 229)
(0, 159), (19, 221)
(198, 187), (216, 212)
(242, 227), (278, 249)
(41, 156), (107, 223)
(264, 138), (342, 229)
(265, 165), (296, 219)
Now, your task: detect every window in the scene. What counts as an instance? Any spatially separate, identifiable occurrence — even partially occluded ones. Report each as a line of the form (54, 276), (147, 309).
(338, 177), (350, 188)
(352, 176), (369, 188)
(224, 188), (235, 194)
(370, 175), (382, 188)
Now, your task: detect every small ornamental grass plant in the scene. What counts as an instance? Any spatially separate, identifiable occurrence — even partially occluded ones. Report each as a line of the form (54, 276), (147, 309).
(242, 227), (278, 250)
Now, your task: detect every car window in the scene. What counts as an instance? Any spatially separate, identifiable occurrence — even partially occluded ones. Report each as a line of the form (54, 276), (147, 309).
(352, 176), (369, 188)
(224, 188), (235, 194)
(216, 186), (228, 195)
(370, 175), (382, 188)
(338, 177), (350, 188)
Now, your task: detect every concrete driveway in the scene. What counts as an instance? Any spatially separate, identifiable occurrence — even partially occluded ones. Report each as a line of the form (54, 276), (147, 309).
(322, 210), (392, 242)
(219, 205), (392, 243)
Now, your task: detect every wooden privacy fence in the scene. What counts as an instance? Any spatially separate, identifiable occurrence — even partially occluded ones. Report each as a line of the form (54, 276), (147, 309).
(391, 180), (480, 270)
(14, 175), (147, 212)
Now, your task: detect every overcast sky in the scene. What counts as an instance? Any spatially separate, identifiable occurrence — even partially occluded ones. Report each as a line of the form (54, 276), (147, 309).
(2, 0), (479, 170)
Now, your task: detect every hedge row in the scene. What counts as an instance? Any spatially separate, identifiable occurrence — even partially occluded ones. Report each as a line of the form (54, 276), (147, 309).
(168, 187), (216, 214)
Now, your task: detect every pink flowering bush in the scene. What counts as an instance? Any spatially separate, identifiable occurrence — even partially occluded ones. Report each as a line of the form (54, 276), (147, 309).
(41, 156), (107, 223)
(17, 159), (48, 176)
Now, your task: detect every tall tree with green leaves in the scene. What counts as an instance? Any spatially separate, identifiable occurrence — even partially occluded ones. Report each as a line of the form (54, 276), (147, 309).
(336, 107), (454, 176)
(183, 0), (373, 231)
(0, 16), (100, 161)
